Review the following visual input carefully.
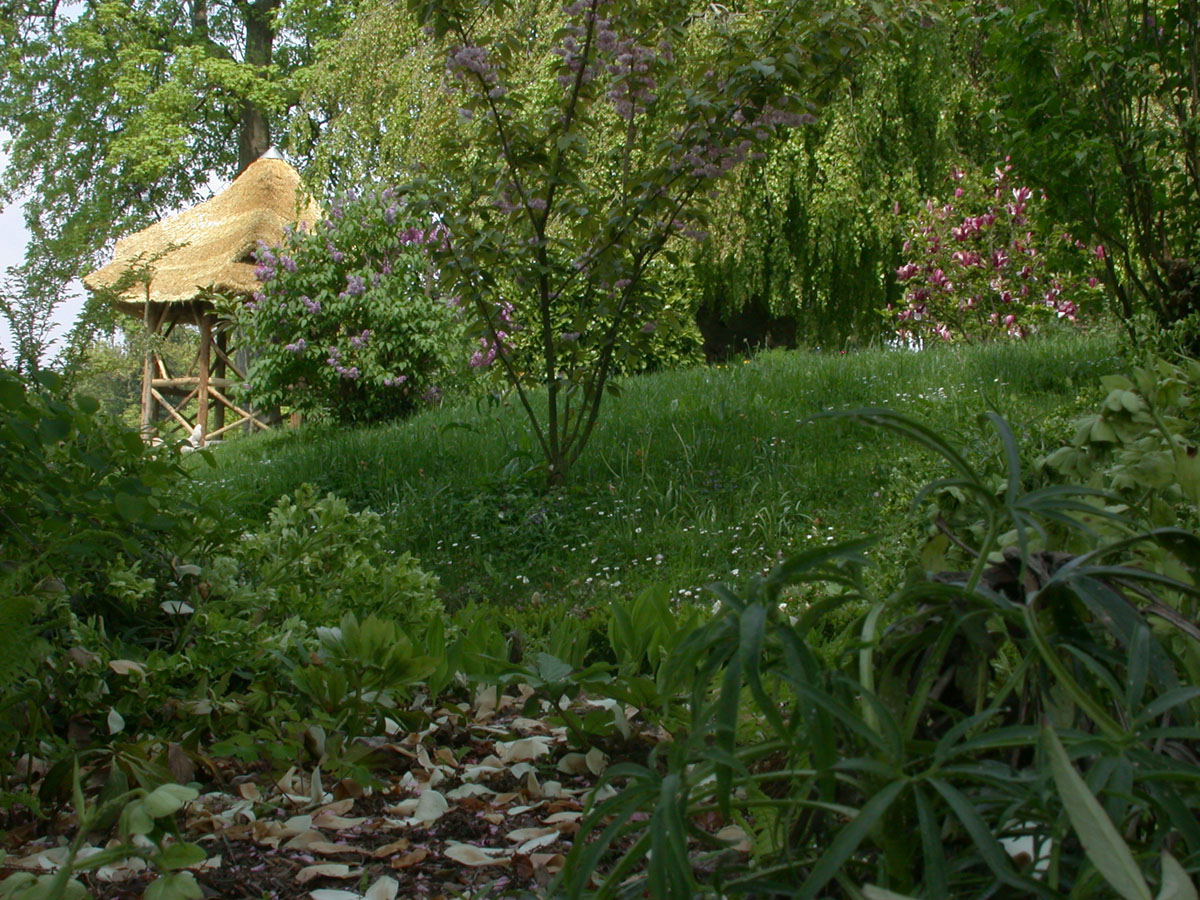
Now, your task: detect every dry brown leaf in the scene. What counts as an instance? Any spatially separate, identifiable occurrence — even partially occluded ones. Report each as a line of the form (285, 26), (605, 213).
(311, 814), (366, 831)
(474, 686), (498, 721)
(434, 748), (458, 768)
(495, 737), (552, 763)
(369, 839), (410, 859)
(516, 832), (561, 855)
(390, 848), (430, 869)
(715, 824), (753, 853)
(363, 875), (399, 900)
(284, 829), (330, 850)
(315, 799), (356, 817)
(238, 783), (262, 802)
(505, 827), (556, 843)
(107, 660), (146, 677)
(585, 747), (608, 776)
(556, 753), (588, 775)
(444, 842), (510, 868)
(533, 852), (566, 874)
(282, 814), (314, 834)
(413, 790), (448, 824)
(296, 863), (359, 884)
(445, 783), (493, 801)
(167, 743), (195, 785)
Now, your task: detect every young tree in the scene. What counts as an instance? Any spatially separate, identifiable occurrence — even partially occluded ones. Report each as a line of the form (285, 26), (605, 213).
(396, 0), (905, 485)
(0, 0), (356, 372)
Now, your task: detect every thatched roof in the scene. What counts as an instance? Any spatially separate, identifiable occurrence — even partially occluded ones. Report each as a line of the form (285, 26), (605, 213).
(83, 150), (322, 319)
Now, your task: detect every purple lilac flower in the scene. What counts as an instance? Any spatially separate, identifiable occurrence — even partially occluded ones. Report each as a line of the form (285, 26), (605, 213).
(339, 275), (366, 298)
(280, 255), (297, 273)
(284, 339), (307, 353)
(302, 296), (321, 314)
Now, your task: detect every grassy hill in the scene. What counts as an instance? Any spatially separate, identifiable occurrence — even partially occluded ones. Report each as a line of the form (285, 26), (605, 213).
(198, 330), (1122, 623)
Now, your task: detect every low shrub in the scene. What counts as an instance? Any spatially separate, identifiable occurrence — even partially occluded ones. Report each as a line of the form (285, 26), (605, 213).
(201, 484), (443, 632)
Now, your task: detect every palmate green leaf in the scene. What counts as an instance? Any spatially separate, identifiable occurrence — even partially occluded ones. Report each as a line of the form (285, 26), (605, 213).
(1042, 723), (1153, 900)
(1023, 602), (1126, 740)
(927, 776), (1052, 897)
(795, 778), (907, 900)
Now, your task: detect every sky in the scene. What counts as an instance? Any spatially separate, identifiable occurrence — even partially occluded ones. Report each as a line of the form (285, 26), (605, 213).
(0, 137), (88, 363)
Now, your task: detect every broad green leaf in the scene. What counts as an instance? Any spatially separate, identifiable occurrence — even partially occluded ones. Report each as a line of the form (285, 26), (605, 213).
(144, 871), (202, 900)
(863, 886), (921, 900)
(536, 653), (573, 685)
(1042, 723), (1152, 900)
(154, 842), (207, 872)
(1156, 851), (1198, 900)
(143, 784), (199, 818)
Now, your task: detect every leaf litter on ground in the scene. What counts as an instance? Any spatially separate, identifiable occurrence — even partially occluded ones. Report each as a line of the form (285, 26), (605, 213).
(1, 681), (741, 900)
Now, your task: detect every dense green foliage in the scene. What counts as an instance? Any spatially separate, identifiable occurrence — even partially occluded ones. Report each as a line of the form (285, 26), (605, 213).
(4, 0), (1200, 894)
(966, 0), (1200, 332)
(563, 410), (1200, 897)
(6, 332), (1200, 896)
(0, 0), (355, 372)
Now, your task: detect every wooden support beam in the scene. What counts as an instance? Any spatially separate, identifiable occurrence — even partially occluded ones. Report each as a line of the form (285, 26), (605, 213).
(140, 303), (167, 434)
(213, 327), (228, 433)
(207, 385), (271, 432)
(150, 387), (196, 432)
(197, 314), (212, 439)
(151, 376), (242, 390)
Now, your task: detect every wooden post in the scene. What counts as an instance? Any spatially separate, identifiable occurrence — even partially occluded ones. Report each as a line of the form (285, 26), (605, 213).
(197, 314), (213, 441)
(213, 325), (228, 433)
(140, 301), (160, 435)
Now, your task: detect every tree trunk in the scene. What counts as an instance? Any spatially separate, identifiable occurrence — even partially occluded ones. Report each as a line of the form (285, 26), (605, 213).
(237, 0), (281, 173)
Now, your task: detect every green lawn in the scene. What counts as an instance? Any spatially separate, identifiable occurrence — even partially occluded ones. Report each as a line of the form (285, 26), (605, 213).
(198, 329), (1122, 621)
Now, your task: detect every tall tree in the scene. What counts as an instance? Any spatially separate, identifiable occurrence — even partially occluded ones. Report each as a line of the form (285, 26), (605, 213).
(0, 0), (355, 372)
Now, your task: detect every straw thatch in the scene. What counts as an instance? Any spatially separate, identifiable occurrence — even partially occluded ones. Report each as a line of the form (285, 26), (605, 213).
(83, 151), (322, 319)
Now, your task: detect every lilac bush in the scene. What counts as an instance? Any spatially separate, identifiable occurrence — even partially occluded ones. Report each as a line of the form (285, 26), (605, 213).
(888, 161), (1104, 344)
(240, 188), (464, 424)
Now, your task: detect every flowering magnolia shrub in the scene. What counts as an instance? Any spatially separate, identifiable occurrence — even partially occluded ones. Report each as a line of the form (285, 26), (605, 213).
(240, 188), (464, 424)
(888, 161), (1103, 343)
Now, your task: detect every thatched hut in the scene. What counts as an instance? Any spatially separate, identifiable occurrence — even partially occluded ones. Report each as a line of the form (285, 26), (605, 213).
(83, 149), (321, 443)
